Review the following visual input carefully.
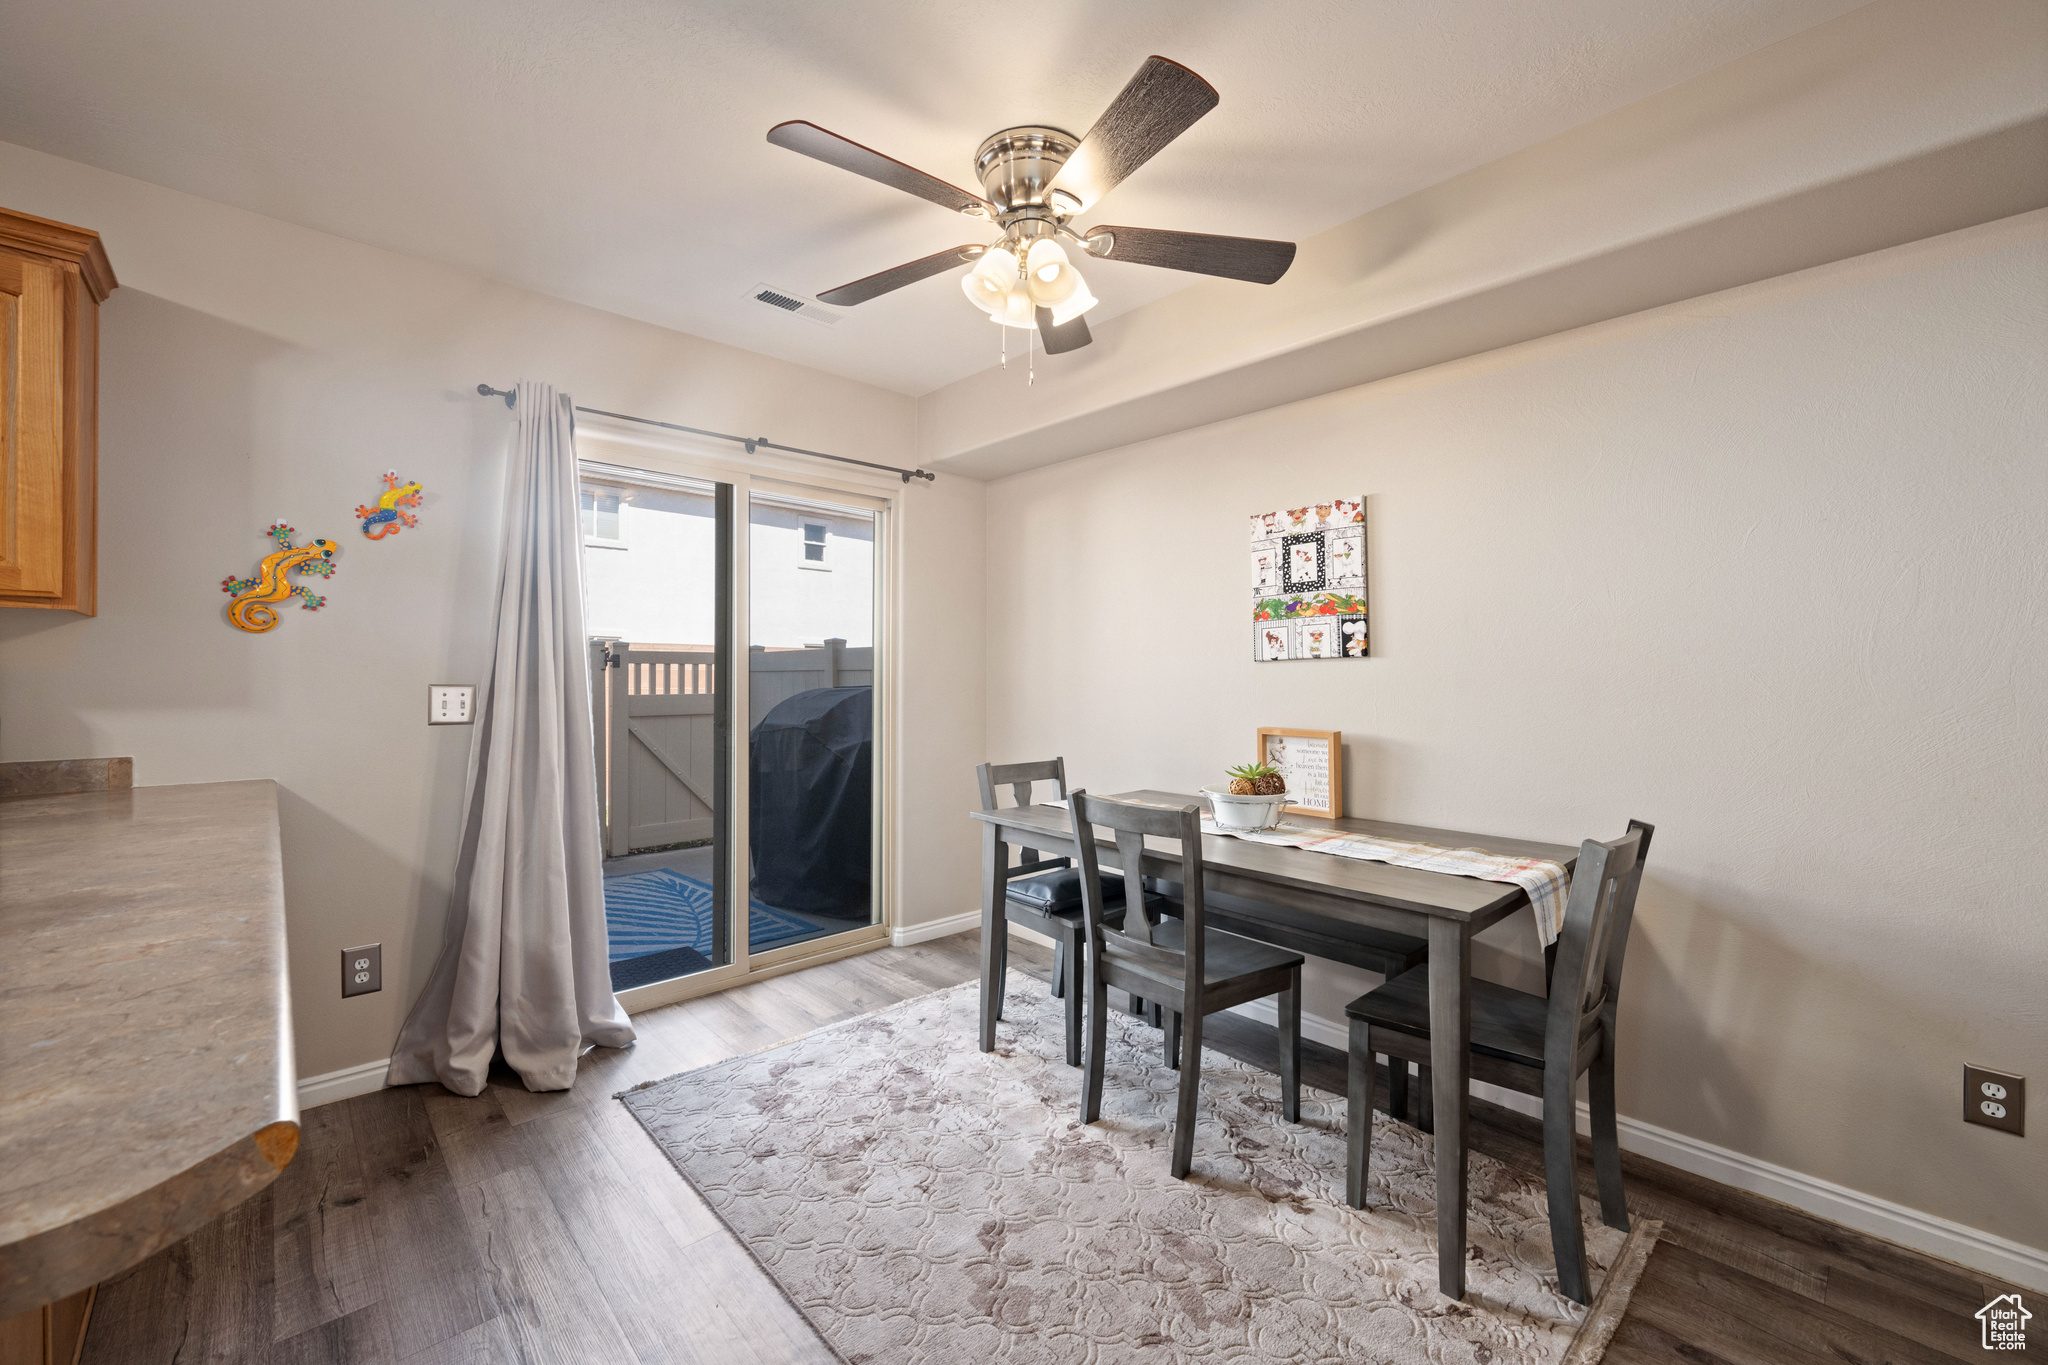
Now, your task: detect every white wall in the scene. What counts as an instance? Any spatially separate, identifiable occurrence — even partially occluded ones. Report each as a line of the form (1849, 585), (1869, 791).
(747, 499), (875, 651)
(581, 482), (720, 646)
(982, 213), (2048, 1250)
(0, 139), (987, 1080)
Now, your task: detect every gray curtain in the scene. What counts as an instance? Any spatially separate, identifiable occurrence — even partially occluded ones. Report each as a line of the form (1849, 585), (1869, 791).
(390, 379), (634, 1095)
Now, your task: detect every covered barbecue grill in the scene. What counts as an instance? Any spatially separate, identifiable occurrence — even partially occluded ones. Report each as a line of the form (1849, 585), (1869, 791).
(748, 685), (871, 920)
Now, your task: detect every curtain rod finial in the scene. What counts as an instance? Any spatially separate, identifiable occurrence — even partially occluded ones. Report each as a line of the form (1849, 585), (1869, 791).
(476, 383), (516, 409)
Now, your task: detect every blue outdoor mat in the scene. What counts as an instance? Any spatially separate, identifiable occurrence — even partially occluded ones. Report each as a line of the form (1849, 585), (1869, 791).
(603, 868), (821, 962)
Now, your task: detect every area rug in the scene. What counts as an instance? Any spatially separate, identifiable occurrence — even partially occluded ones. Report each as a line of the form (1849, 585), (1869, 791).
(621, 980), (1658, 1364)
(602, 868), (822, 960)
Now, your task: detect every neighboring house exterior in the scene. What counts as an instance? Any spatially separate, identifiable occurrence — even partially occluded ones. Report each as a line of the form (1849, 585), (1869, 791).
(581, 480), (874, 649)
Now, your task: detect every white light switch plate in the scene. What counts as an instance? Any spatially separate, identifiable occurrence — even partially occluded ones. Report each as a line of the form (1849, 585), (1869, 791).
(429, 684), (476, 725)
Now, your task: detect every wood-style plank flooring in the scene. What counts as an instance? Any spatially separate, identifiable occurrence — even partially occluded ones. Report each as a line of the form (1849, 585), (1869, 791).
(80, 932), (2031, 1363)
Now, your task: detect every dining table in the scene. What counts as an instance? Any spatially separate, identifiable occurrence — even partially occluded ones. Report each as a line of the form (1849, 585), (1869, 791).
(970, 789), (1580, 1301)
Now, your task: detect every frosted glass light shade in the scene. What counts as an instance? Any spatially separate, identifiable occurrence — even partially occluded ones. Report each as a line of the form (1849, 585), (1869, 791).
(993, 288), (1037, 329)
(1047, 274), (1098, 326)
(1024, 239), (1077, 308)
(970, 246), (1018, 290)
(961, 270), (1004, 315)
(965, 246), (1024, 320)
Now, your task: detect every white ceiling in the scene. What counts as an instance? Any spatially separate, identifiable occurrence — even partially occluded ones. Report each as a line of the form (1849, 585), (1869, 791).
(0, 0), (1865, 396)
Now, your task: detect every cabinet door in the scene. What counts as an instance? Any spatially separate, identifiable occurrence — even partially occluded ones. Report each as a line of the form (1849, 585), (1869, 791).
(0, 252), (69, 601)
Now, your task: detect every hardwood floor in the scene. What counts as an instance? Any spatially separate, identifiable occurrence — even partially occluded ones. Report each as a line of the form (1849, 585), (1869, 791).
(81, 932), (2030, 1363)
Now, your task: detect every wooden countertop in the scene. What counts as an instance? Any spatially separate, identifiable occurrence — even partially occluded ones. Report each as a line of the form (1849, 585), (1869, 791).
(0, 780), (298, 1316)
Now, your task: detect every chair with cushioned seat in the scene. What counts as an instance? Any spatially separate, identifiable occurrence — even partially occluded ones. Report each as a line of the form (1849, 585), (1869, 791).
(1069, 791), (1305, 1178)
(976, 759), (1143, 1066)
(1342, 819), (1652, 1305)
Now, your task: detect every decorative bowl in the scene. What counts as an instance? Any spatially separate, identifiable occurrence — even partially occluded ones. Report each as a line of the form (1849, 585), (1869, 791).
(1200, 787), (1288, 832)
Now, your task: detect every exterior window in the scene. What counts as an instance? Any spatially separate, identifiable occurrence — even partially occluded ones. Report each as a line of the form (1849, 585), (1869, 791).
(801, 519), (829, 568)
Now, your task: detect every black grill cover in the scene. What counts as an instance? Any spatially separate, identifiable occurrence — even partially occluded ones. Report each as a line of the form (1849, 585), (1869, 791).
(749, 685), (871, 919)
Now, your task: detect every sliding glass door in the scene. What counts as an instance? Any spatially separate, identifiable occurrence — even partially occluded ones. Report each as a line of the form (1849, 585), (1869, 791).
(746, 491), (878, 952)
(580, 450), (886, 1006)
(583, 471), (734, 992)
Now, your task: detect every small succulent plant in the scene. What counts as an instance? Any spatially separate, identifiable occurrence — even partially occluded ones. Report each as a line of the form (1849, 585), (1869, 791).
(1225, 762), (1286, 796)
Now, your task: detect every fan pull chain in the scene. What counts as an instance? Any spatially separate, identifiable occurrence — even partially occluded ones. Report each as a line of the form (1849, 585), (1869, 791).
(1028, 316), (1035, 386)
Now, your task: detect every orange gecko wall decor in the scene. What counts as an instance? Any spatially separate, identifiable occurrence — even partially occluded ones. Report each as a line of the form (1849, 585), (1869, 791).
(220, 523), (339, 632)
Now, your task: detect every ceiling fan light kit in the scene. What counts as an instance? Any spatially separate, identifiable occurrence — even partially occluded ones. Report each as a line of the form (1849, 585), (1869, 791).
(769, 56), (1297, 362)
(962, 236), (1098, 331)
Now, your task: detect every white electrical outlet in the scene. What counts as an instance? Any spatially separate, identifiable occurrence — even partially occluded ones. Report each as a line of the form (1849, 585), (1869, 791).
(1964, 1065), (2025, 1136)
(428, 684), (476, 725)
(342, 943), (382, 997)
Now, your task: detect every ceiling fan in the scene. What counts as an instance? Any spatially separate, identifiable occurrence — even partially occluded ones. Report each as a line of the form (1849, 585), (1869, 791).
(766, 56), (1296, 356)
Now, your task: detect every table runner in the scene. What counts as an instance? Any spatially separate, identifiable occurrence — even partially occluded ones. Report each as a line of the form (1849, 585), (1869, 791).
(1200, 818), (1573, 945)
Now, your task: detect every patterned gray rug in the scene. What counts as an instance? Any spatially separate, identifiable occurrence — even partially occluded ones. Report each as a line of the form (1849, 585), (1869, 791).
(621, 980), (1658, 1364)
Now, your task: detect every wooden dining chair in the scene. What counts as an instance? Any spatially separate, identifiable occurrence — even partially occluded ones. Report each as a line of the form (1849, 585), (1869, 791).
(976, 759), (1146, 1067)
(1342, 820), (1653, 1305)
(1141, 876), (1430, 1112)
(1069, 791), (1306, 1178)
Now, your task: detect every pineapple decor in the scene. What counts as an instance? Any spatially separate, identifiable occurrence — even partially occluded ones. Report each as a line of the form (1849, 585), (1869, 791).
(1207, 757), (1292, 831)
(1226, 762), (1286, 797)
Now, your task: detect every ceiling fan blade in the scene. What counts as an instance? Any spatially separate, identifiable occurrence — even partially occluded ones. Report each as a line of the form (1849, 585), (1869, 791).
(768, 121), (994, 217)
(817, 245), (986, 306)
(1046, 57), (1219, 213)
(1083, 226), (1295, 284)
(1035, 308), (1093, 354)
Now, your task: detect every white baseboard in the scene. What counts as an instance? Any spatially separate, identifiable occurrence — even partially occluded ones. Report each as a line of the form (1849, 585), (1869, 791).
(1227, 1000), (2048, 1291)
(1231, 996), (1350, 1050)
(1596, 1100), (2048, 1292)
(891, 909), (983, 947)
(298, 915), (1002, 1108)
(297, 1058), (390, 1111)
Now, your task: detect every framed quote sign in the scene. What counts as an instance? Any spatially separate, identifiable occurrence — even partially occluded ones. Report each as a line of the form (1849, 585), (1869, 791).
(1257, 728), (1343, 818)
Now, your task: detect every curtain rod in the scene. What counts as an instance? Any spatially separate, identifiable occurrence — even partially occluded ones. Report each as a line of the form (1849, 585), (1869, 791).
(475, 384), (935, 483)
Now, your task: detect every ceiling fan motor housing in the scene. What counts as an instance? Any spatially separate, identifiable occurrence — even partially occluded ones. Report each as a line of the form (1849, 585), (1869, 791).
(974, 126), (1080, 239)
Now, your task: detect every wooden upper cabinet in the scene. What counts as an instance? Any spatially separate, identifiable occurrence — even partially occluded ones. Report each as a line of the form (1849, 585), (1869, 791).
(0, 208), (115, 615)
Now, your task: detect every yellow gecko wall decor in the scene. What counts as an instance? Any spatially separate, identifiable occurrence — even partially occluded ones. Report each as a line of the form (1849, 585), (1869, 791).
(220, 523), (340, 632)
(356, 470), (424, 539)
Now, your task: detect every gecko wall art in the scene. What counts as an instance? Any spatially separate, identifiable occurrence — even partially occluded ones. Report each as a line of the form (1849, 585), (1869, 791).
(221, 523), (339, 632)
(356, 470), (424, 539)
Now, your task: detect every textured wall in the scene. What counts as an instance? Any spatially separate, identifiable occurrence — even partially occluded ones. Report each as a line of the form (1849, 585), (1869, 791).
(981, 214), (2048, 1246)
(0, 140), (986, 1079)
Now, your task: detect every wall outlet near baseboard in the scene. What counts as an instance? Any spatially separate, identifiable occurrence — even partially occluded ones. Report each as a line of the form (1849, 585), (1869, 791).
(343, 944), (382, 997)
(1964, 1065), (2024, 1135)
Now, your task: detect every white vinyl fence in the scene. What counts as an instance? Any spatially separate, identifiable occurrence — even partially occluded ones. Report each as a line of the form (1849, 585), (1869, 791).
(591, 638), (873, 857)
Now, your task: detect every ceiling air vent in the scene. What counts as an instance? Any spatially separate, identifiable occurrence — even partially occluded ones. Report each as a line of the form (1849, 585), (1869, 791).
(747, 283), (841, 326)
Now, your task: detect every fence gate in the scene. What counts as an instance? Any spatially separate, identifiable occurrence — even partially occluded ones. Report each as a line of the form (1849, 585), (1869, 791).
(596, 641), (719, 857)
